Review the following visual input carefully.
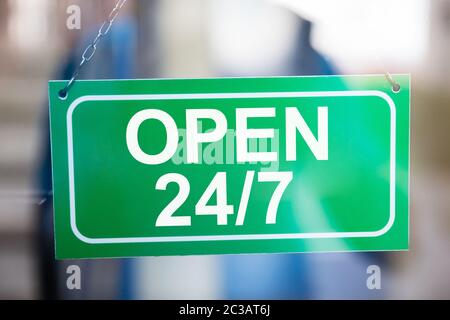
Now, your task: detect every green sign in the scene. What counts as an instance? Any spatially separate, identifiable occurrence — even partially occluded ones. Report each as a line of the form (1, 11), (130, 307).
(49, 75), (410, 259)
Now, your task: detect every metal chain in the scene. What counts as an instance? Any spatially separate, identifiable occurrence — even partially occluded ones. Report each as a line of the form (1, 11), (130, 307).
(58, 0), (399, 97)
(58, 0), (128, 99)
(384, 72), (401, 93)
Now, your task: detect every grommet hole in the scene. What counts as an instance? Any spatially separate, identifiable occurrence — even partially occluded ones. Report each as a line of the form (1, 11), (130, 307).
(58, 89), (68, 100)
(391, 83), (401, 93)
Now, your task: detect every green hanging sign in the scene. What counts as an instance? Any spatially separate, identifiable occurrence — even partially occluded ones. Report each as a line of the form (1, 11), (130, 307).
(49, 75), (410, 259)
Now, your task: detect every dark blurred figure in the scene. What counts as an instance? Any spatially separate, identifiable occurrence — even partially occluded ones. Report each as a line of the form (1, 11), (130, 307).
(208, 0), (387, 299)
(34, 5), (140, 299)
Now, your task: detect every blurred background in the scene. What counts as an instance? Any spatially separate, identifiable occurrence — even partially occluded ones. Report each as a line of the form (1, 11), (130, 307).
(0, 0), (449, 299)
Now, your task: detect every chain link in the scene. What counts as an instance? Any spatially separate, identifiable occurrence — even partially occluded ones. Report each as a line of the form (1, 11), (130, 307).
(58, 0), (128, 99)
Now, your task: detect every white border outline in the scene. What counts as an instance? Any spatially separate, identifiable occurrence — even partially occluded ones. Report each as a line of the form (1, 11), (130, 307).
(66, 90), (396, 244)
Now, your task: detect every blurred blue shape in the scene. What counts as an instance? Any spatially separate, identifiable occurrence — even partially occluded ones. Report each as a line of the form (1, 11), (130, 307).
(36, 15), (139, 300)
(223, 253), (312, 299)
(221, 18), (386, 300)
